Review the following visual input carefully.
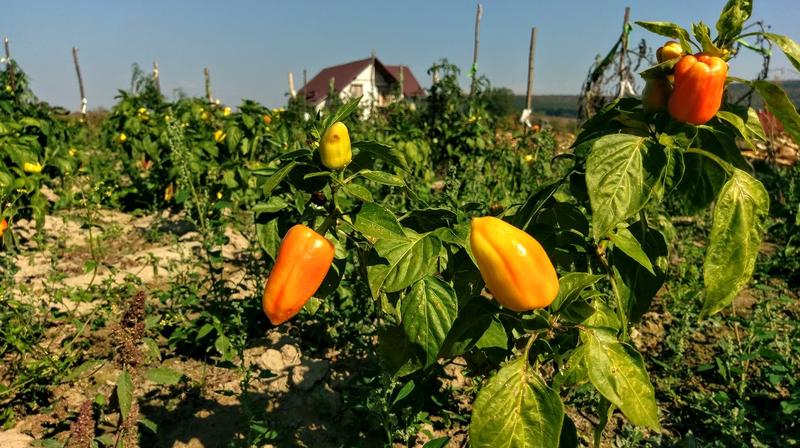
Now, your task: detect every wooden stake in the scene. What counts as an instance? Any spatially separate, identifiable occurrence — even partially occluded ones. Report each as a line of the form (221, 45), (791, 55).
(204, 67), (213, 103)
(470, 3), (483, 96)
(525, 27), (537, 111)
(3, 37), (15, 93)
(619, 7), (630, 88)
(398, 65), (404, 100)
(153, 61), (161, 95)
(288, 71), (296, 99)
(72, 47), (87, 116)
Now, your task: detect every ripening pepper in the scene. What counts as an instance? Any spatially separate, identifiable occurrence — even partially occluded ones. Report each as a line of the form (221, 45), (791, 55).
(213, 129), (226, 143)
(262, 224), (335, 325)
(320, 122), (352, 170)
(470, 217), (559, 311)
(0, 218), (7, 237)
(23, 162), (43, 174)
(668, 53), (728, 125)
(656, 41), (683, 63)
(642, 77), (672, 112)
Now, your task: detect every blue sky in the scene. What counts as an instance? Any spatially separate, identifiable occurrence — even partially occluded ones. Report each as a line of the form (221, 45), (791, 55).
(3, 0), (799, 110)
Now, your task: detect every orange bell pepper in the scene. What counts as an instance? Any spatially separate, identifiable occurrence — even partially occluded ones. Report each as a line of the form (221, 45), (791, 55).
(470, 217), (559, 311)
(262, 224), (335, 325)
(668, 53), (728, 125)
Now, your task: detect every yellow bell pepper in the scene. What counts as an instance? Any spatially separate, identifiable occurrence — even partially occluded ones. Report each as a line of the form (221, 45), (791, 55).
(470, 216), (559, 311)
(320, 122), (352, 170)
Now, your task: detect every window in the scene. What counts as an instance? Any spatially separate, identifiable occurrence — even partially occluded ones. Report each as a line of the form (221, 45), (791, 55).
(350, 83), (363, 97)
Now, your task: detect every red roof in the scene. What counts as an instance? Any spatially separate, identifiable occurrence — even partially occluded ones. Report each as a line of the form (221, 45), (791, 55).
(298, 57), (425, 104)
(385, 65), (425, 97)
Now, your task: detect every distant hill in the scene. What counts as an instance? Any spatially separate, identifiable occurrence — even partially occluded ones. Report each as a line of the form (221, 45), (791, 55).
(511, 79), (800, 118)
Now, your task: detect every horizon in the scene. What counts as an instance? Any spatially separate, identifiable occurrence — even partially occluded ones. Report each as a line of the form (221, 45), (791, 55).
(3, 0), (799, 110)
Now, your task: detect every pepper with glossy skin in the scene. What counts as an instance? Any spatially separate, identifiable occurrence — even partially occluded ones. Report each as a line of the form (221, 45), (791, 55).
(262, 224), (335, 325)
(320, 122), (352, 170)
(0, 218), (7, 237)
(470, 217), (559, 311)
(656, 41), (683, 63)
(668, 53), (728, 125)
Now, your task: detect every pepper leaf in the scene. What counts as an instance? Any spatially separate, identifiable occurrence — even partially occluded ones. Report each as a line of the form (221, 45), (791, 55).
(586, 134), (666, 240)
(752, 80), (800, 146)
(703, 169), (769, 316)
(400, 276), (458, 367)
(763, 33), (800, 72)
(354, 202), (405, 240)
(609, 227), (655, 275)
(635, 21), (693, 53)
(367, 232), (441, 298)
(716, 0), (753, 47)
(550, 272), (604, 312)
(581, 328), (660, 429)
(470, 356), (564, 448)
(612, 222), (668, 323)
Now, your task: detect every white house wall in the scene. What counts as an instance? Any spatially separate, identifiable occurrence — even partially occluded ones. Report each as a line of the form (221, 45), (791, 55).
(314, 63), (395, 118)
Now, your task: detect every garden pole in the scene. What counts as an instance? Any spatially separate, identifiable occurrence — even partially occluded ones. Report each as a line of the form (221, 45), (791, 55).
(204, 67), (213, 103)
(470, 3), (483, 96)
(525, 27), (537, 113)
(288, 71), (296, 99)
(153, 61), (161, 95)
(618, 7), (631, 96)
(3, 38), (15, 93)
(72, 47), (87, 117)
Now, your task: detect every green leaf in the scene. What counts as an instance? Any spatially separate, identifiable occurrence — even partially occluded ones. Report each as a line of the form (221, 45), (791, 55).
(251, 197), (288, 214)
(559, 415), (579, 448)
(400, 277), (458, 367)
(763, 33), (800, 72)
(145, 367), (183, 385)
(703, 169), (769, 316)
(550, 273), (604, 312)
(422, 437), (451, 448)
(214, 334), (234, 361)
(475, 317), (508, 351)
(439, 297), (497, 357)
(255, 218), (281, 262)
(391, 380), (416, 407)
(593, 397), (615, 448)
(612, 222), (668, 323)
(717, 110), (762, 149)
(352, 141), (408, 171)
(511, 180), (562, 229)
(377, 325), (424, 378)
(354, 202), (405, 240)
(359, 170), (406, 187)
(343, 182), (373, 202)
(117, 369), (134, 421)
(635, 21), (693, 53)
(470, 357), (564, 448)
(692, 22), (722, 55)
(609, 227), (654, 275)
(553, 346), (588, 390)
(324, 96), (362, 129)
(582, 328), (660, 429)
(367, 233), (441, 298)
(66, 360), (104, 382)
(586, 134), (666, 239)
(716, 0), (752, 45)
(752, 80), (800, 146)
(261, 161), (297, 196)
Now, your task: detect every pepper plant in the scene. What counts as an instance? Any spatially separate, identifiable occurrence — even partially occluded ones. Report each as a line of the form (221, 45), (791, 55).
(252, 1), (800, 445)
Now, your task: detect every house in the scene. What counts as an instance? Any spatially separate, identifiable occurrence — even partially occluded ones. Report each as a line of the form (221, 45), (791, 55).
(297, 56), (425, 114)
